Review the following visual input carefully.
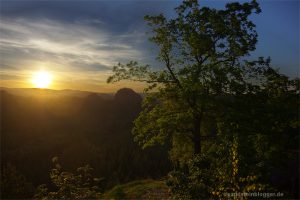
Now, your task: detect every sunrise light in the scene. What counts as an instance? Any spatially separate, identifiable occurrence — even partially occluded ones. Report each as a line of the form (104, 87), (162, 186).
(32, 71), (53, 88)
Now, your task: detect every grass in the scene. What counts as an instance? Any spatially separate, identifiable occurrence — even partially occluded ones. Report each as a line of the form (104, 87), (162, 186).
(104, 179), (170, 200)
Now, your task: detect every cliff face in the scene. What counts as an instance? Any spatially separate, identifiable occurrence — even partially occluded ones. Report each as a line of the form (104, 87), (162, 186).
(114, 88), (142, 106)
(79, 88), (142, 130)
(114, 88), (142, 118)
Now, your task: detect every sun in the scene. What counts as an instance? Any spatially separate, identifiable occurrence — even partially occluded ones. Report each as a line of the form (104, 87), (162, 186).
(32, 71), (53, 88)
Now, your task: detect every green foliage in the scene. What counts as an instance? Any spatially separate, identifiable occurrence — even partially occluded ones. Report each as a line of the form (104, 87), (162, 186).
(34, 157), (102, 200)
(167, 136), (273, 199)
(0, 163), (34, 199)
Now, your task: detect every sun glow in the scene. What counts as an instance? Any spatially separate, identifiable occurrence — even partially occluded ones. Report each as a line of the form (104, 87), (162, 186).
(32, 71), (53, 88)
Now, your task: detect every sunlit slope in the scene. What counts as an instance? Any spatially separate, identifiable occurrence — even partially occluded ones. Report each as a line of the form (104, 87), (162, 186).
(104, 179), (170, 200)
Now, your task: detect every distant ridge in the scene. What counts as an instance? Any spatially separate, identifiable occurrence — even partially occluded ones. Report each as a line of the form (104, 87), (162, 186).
(0, 87), (114, 99)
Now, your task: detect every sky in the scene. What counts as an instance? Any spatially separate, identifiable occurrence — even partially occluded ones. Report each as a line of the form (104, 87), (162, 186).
(0, 0), (299, 93)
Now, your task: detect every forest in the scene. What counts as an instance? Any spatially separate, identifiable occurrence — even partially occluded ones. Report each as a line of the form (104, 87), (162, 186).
(1, 0), (299, 199)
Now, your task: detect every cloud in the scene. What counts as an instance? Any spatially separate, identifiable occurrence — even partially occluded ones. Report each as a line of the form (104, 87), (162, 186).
(0, 17), (145, 73)
(70, 61), (111, 71)
(0, 73), (22, 80)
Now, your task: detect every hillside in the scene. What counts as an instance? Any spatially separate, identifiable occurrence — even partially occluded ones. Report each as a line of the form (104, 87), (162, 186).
(104, 179), (170, 200)
(0, 88), (170, 198)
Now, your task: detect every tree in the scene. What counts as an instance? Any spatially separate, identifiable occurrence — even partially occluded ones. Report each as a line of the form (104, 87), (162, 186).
(108, 0), (265, 156)
(107, 0), (299, 198)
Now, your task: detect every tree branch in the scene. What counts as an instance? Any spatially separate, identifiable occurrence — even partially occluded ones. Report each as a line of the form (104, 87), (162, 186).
(163, 51), (183, 89)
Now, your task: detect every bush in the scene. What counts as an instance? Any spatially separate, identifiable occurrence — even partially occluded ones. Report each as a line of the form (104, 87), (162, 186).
(34, 157), (102, 199)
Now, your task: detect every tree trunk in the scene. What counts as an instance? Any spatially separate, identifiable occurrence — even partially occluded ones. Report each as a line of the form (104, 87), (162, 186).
(193, 113), (201, 155)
